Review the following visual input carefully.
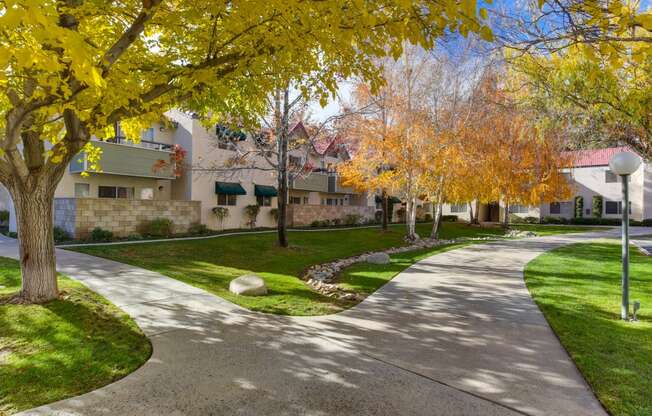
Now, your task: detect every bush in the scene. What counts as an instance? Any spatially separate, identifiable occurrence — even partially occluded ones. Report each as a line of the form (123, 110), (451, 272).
(188, 223), (208, 235)
(90, 227), (113, 242)
(509, 214), (527, 224)
(53, 226), (71, 242)
(344, 214), (362, 225)
(310, 220), (320, 228)
(374, 210), (383, 223)
(441, 215), (458, 222)
(126, 233), (142, 241)
(270, 208), (279, 222)
(424, 213), (433, 222)
(568, 217), (621, 225)
(524, 216), (539, 224)
(541, 216), (568, 224)
(642, 218), (652, 226)
(574, 196), (584, 218)
(243, 204), (261, 229)
(395, 207), (406, 222)
(332, 218), (342, 226)
(592, 195), (603, 218)
(211, 206), (229, 229)
(139, 218), (174, 237)
(0, 210), (9, 224)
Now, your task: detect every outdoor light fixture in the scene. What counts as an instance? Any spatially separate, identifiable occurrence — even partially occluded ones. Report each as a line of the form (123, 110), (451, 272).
(608, 151), (642, 321)
(633, 300), (641, 321)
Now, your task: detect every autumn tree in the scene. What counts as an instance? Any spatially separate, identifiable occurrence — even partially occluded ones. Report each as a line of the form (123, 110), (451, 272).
(498, 0), (652, 155)
(0, 1), (491, 302)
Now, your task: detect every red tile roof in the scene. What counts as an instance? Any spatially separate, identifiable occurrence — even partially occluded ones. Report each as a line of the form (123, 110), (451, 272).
(564, 146), (636, 168)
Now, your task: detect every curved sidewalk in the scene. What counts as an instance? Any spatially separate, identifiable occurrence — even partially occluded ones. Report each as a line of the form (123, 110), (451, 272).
(4, 228), (642, 415)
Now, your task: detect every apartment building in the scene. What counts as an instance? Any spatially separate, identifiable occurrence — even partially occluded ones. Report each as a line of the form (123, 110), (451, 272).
(441, 146), (651, 223)
(2, 110), (374, 238)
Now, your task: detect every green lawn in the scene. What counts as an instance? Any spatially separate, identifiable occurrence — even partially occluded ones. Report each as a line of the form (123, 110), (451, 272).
(0, 258), (151, 416)
(71, 222), (598, 316)
(524, 241), (652, 416)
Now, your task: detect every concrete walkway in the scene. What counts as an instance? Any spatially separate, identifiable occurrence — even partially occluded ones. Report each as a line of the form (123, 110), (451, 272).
(4, 228), (645, 415)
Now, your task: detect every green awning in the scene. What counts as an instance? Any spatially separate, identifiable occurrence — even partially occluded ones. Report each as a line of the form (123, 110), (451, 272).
(375, 195), (401, 203)
(254, 185), (278, 197)
(215, 182), (246, 195)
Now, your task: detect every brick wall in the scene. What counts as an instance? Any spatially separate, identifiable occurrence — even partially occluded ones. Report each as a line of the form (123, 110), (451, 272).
(54, 198), (201, 238)
(287, 204), (375, 226)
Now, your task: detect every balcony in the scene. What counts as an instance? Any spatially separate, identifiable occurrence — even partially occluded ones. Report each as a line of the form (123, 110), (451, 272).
(69, 139), (176, 179)
(290, 172), (359, 194)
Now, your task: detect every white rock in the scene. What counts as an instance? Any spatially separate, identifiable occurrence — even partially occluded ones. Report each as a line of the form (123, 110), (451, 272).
(229, 274), (268, 296)
(366, 252), (390, 265)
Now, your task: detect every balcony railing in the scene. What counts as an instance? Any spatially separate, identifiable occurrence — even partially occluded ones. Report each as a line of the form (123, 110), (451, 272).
(108, 136), (174, 152)
(70, 140), (176, 179)
(290, 172), (358, 194)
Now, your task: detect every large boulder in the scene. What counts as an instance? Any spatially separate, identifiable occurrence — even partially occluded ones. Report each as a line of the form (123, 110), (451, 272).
(229, 274), (268, 296)
(366, 252), (390, 265)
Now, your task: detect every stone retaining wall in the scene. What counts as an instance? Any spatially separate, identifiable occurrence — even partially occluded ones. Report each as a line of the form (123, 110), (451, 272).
(54, 198), (201, 238)
(287, 204), (375, 226)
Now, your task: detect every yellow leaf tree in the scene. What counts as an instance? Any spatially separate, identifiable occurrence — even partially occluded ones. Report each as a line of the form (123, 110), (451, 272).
(0, 0), (491, 302)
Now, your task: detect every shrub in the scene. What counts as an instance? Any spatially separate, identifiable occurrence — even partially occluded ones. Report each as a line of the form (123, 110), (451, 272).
(0, 210), (9, 224)
(642, 218), (652, 226)
(188, 223), (208, 235)
(509, 214), (527, 224)
(344, 214), (362, 225)
(140, 217), (174, 237)
(270, 208), (279, 222)
(541, 216), (568, 224)
(126, 233), (142, 241)
(441, 215), (458, 222)
(332, 218), (342, 226)
(310, 220), (320, 228)
(90, 227), (113, 242)
(424, 213), (433, 222)
(568, 217), (621, 225)
(212, 206), (229, 230)
(592, 195), (603, 218)
(524, 216), (539, 224)
(574, 196), (584, 218)
(53, 226), (71, 242)
(374, 210), (383, 223)
(243, 204), (261, 229)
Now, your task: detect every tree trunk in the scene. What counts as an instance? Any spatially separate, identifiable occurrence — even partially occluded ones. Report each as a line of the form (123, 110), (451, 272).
(503, 200), (510, 228)
(276, 88), (290, 248)
(381, 189), (389, 231)
(12, 187), (59, 302)
(406, 195), (418, 241)
(468, 202), (474, 225)
(430, 202), (443, 239)
(472, 200), (480, 224)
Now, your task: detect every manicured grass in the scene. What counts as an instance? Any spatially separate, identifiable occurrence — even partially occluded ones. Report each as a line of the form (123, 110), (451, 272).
(71, 222), (596, 316)
(511, 224), (603, 236)
(524, 241), (652, 416)
(0, 258), (151, 415)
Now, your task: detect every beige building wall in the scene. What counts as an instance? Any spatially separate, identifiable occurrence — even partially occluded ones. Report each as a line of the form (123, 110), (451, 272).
(56, 172), (172, 201)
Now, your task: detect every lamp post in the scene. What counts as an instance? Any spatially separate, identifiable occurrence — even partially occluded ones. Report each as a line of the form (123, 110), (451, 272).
(608, 151), (641, 321)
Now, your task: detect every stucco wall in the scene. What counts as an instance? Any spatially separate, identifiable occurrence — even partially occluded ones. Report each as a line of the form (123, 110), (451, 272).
(287, 204), (375, 226)
(56, 198), (201, 238)
(56, 172), (172, 200)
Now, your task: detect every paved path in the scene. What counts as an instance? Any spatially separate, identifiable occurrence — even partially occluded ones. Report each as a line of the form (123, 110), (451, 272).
(4, 228), (646, 416)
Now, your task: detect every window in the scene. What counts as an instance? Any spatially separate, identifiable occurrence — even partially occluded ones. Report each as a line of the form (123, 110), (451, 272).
(98, 186), (134, 199)
(323, 198), (337, 206)
(217, 193), (237, 206)
(289, 156), (302, 167)
(605, 201), (632, 215)
(450, 203), (467, 213)
(140, 188), (154, 200)
(74, 183), (90, 198)
(303, 197), (309, 205)
(509, 204), (529, 214)
(549, 202), (561, 214)
(257, 196), (272, 206)
(605, 170), (618, 183)
(585, 208), (591, 216)
(142, 128), (155, 141)
(290, 196), (301, 205)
